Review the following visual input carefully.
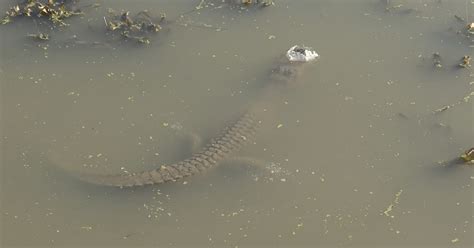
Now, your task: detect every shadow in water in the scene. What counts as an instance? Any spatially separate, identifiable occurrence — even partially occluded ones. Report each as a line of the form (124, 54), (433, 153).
(430, 158), (467, 174)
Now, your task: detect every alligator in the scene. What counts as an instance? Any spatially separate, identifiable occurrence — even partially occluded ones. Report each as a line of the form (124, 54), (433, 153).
(75, 49), (316, 187)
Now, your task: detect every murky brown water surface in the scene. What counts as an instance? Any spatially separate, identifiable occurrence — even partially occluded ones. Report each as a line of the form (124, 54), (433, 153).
(1, 0), (473, 247)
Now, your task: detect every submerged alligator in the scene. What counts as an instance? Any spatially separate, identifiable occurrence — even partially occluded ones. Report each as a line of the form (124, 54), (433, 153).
(74, 46), (318, 187)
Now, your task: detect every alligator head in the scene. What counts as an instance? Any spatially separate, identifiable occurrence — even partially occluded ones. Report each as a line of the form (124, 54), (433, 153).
(269, 45), (318, 85)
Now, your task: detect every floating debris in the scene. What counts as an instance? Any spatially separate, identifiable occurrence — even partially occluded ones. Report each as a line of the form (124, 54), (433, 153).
(1, 0), (83, 26)
(26, 32), (49, 41)
(433, 91), (473, 114)
(460, 148), (474, 164)
(104, 9), (165, 45)
(60, 34), (113, 49)
(452, 15), (474, 46)
(384, 4), (403, 13)
(467, 22), (474, 34)
(381, 1), (419, 16)
(237, 0), (274, 7)
(202, 0), (273, 11)
(382, 189), (403, 218)
(433, 105), (450, 113)
(432, 52), (443, 69)
(458, 55), (471, 68)
(383, 204), (394, 217)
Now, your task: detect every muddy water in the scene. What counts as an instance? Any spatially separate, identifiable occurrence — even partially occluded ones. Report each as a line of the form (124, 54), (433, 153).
(1, 0), (473, 247)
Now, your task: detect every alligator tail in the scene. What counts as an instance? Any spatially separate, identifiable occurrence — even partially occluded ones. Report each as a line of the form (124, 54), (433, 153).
(76, 112), (259, 187)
